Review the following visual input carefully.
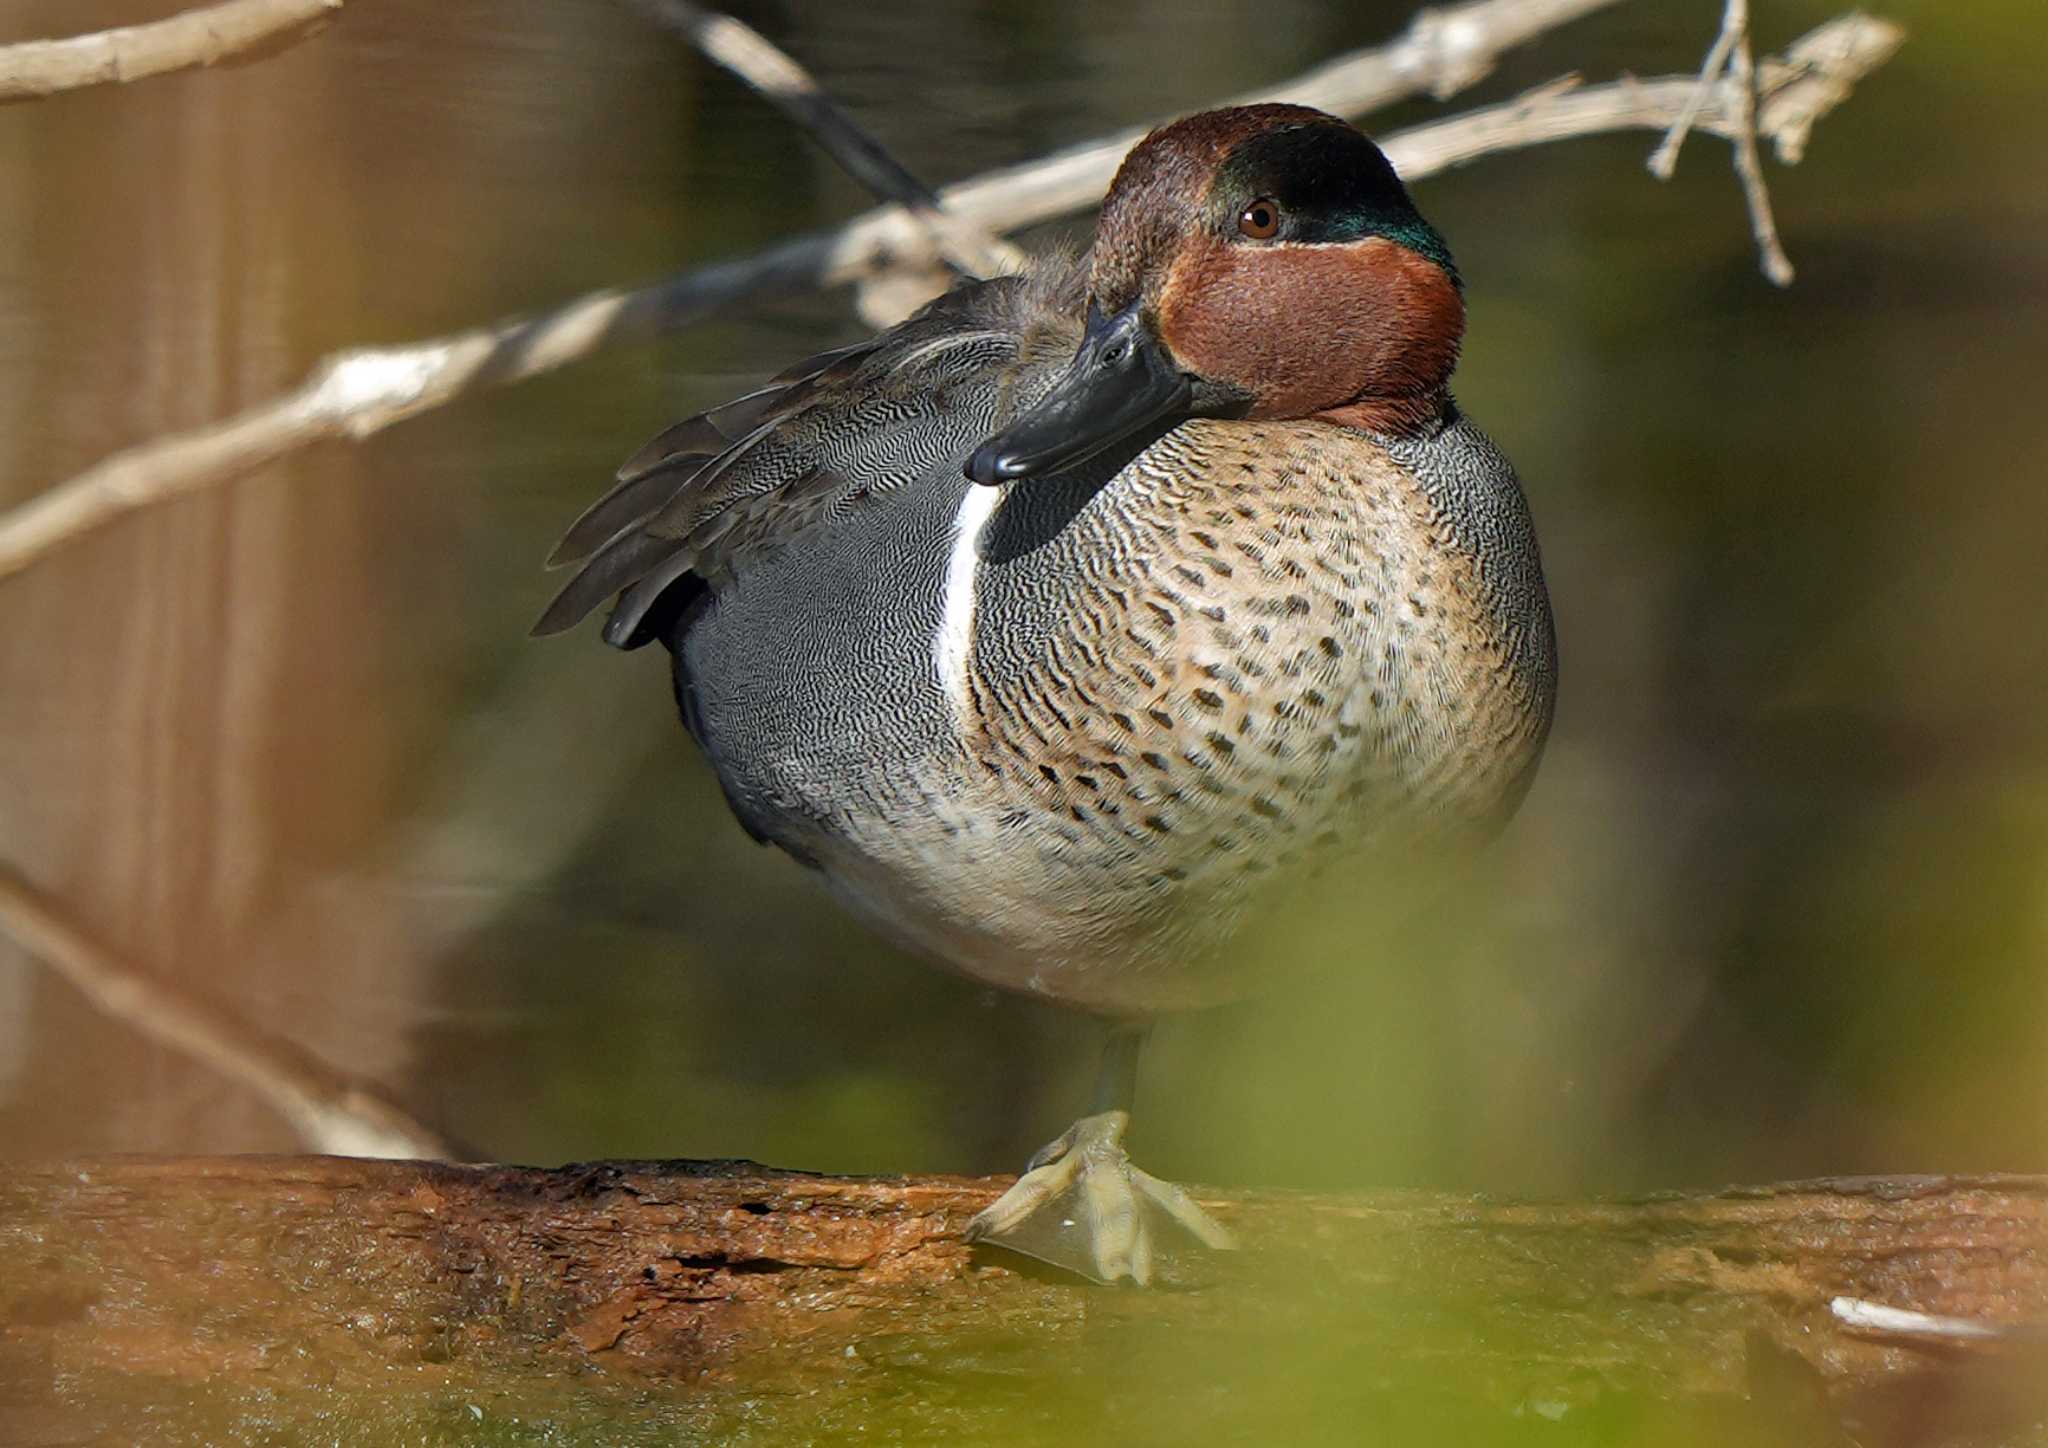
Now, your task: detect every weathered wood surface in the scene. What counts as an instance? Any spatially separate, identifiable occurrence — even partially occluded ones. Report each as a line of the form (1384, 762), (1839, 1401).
(2, 1156), (2044, 1445)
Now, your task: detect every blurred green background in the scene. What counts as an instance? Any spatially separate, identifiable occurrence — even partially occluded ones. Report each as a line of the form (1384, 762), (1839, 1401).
(1, 0), (2042, 1261)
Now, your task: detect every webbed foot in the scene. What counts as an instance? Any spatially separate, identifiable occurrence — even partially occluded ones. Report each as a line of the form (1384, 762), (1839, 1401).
(964, 1109), (1235, 1285)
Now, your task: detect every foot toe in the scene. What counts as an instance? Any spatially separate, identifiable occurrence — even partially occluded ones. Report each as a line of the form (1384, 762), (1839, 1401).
(965, 1111), (1228, 1285)
(1131, 1166), (1237, 1251)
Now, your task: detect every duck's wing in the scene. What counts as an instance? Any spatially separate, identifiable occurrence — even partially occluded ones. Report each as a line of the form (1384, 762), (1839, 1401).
(533, 265), (1082, 649)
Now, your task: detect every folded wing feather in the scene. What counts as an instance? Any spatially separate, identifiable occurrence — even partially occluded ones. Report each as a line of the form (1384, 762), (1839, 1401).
(532, 268), (1081, 648)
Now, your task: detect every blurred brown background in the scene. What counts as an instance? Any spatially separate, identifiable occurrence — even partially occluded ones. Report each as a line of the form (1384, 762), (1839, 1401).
(0, 0), (2042, 1200)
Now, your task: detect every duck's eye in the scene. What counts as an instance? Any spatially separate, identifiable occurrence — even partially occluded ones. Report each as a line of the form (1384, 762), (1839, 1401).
(1237, 198), (1282, 240)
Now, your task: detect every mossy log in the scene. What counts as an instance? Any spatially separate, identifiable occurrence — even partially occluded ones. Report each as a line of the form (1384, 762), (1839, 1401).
(2, 1156), (2044, 1445)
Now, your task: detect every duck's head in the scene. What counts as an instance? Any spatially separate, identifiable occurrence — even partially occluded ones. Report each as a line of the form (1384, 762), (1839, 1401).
(967, 104), (1463, 485)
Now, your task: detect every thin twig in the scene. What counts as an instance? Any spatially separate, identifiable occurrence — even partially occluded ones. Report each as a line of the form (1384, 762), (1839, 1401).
(1832, 1295), (2045, 1344)
(1380, 14), (1898, 174)
(1645, 0), (1741, 178)
(1646, 0), (1795, 285)
(0, 8), (1903, 586)
(931, 0), (1627, 239)
(0, 0), (342, 104)
(620, 0), (1024, 281)
(0, 870), (459, 1160)
(1727, 8), (1796, 284)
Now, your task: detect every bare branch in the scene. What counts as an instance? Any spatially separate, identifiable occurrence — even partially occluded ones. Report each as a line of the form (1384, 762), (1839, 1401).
(1378, 13), (1899, 175)
(1727, 8), (1797, 284)
(1832, 1295), (2045, 1343)
(1760, 12), (1886, 165)
(1645, 0), (1741, 178)
(0, 871), (458, 1160)
(0, 0), (342, 104)
(1644, 0), (1795, 285)
(933, 0), (1629, 233)
(0, 7), (1903, 586)
(621, 0), (1024, 283)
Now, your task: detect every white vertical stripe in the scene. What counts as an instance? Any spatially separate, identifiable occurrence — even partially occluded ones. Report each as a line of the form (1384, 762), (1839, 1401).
(935, 484), (1002, 724)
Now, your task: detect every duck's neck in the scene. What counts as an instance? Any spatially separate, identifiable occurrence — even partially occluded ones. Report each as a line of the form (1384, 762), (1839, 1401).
(1308, 240), (1463, 440)
(1315, 385), (1452, 439)
(1157, 236), (1465, 444)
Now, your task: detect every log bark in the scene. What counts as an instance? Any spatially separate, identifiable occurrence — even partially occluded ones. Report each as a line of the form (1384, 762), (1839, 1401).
(2, 1157), (2044, 1444)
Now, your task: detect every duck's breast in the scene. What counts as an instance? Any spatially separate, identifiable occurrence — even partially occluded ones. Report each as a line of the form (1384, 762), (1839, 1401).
(892, 412), (1556, 1010)
(676, 404), (1553, 1017)
(964, 416), (1552, 844)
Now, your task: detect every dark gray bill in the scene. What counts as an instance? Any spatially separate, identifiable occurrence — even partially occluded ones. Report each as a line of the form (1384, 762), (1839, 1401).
(964, 301), (1192, 486)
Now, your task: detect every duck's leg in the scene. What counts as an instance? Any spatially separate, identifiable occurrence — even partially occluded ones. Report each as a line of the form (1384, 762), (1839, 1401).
(964, 1024), (1235, 1285)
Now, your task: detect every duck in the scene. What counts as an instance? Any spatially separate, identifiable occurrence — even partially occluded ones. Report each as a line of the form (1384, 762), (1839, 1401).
(535, 103), (1556, 1285)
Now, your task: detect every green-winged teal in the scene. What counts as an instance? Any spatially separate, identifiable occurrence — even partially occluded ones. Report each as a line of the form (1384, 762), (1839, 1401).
(537, 104), (1556, 1284)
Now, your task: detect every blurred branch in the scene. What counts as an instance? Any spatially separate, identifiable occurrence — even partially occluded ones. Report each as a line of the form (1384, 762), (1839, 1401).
(0, 871), (458, 1160)
(1834, 1294), (2048, 1344)
(0, 3), (1906, 588)
(5, 1158), (2045, 1440)
(1379, 14), (1901, 175)
(0, 0), (342, 104)
(1646, 0), (1740, 175)
(1646, 0), (1795, 285)
(1725, 2), (1796, 284)
(620, 0), (1024, 283)
(916, 0), (1633, 250)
